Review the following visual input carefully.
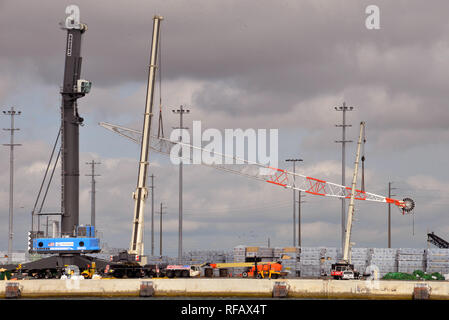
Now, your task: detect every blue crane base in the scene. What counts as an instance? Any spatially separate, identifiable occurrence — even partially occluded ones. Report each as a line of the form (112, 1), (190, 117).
(31, 237), (100, 254)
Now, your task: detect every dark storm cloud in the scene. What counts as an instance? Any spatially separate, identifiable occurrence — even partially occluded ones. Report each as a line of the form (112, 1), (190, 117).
(2, 1), (449, 90)
(2, 0), (449, 131)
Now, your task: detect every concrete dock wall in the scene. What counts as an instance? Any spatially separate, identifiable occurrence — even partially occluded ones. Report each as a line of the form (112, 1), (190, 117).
(1, 278), (449, 299)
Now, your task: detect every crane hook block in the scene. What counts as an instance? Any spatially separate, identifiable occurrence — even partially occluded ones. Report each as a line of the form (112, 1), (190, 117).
(402, 197), (415, 214)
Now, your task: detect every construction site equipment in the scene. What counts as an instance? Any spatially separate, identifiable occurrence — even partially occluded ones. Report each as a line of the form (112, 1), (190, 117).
(165, 264), (201, 278)
(100, 120), (414, 280)
(331, 122), (368, 279)
(241, 262), (283, 279)
(113, 15), (163, 268)
(0, 6), (112, 280)
(99, 121), (415, 213)
(129, 15), (163, 260)
(205, 261), (284, 278)
(207, 262), (273, 269)
(428, 232), (449, 249)
(27, 5), (100, 258)
(80, 262), (101, 279)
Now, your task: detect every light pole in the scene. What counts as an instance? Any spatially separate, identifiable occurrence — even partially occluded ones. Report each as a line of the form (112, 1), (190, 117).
(2, 107), (21, 264)
(85, 160), (100, 228)
(334, 102), (354, 250)
(150, 174), (155, 256)
(286, 158), (303, 246)
(172, 105), (190, 262)
(297, 191), (306, 247)
(157, 202), (167, 258)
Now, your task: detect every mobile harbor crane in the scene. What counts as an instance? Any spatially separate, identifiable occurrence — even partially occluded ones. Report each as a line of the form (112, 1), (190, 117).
(7, 6), (109, 279)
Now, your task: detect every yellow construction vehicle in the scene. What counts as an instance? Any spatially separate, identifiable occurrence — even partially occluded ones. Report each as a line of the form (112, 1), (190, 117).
(205, 261), (284, 279)
(81, 262), (101, 279)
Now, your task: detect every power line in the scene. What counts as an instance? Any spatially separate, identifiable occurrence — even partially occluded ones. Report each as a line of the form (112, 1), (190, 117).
(388, 181), (397, 248)
(156, 202), (167, 258)
(172, 105), (190, 262)
(297, 191), (306, 247)
(85, 160), (101, 228)
(149, 174), (155, 256)
(286, 158), (303, 246)
(2, 107), (21, 264)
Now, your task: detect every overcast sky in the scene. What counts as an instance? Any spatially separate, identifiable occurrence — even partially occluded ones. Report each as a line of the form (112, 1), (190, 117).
(1, 0), (449, 256)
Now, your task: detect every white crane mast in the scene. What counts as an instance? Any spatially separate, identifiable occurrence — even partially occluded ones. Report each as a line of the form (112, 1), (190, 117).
(342, 122), (365, 263)
(129, 16), (163, 259)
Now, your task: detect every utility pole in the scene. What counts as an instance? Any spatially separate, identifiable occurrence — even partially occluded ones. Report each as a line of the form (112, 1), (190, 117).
(157, 202), (167, 257)
(85, 160), (100, 227)
(172, 105), (190, 262)
(297, 191), (306, 248)
(150, 174), (155, 256)
(334, 102), (354, 250)
(286, 158), (303, 246)
(3, 107), (21, 264)
(388, 182), (397, 248)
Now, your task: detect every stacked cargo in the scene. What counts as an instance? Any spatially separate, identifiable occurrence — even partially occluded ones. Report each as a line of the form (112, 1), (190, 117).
(258, 247), (275, 261)
(245, 246), (259, 259)
(350, 248), (369, 275)
(232, 245), (248, 276)
(299, 247), (321, 278)
(397, 248), (425, 273)
(272, 247), (281, 258)
(0, 251), (27, 264)
(368, 248), (398, 277)
(233, 245), (246, 263)
(320, 247), (338, 276)
(425, 248), (449, 275)
(279, 247), (298, 278)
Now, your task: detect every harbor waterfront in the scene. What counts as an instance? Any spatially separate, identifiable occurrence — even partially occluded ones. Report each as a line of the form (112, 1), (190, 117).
(1, 278), (448, 300)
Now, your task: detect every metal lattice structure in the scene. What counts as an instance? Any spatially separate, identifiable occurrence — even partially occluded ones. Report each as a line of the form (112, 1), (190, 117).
(99, 121), (413, 212)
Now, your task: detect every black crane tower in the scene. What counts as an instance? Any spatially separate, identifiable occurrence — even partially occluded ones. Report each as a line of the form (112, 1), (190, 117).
(60, 6), (89, 237)
(5, 6), (108, 275)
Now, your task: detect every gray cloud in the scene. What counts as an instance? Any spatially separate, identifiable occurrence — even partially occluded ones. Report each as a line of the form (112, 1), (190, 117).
(1, 0), (448, 255)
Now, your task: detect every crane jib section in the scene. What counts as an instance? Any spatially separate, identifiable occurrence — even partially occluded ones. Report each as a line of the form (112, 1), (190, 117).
(98, 121), (413, 213)
(263, 166), (405, 209)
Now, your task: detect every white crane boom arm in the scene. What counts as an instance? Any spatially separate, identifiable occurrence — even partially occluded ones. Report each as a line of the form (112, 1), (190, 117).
(343, 122), (365, 263)
(128, 16), (163, 258)
(99, 121), (415, 213)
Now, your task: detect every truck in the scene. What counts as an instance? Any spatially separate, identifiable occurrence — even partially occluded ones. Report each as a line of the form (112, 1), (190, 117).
(330, 262), (360, 280)
(165, 264), (202, 278)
